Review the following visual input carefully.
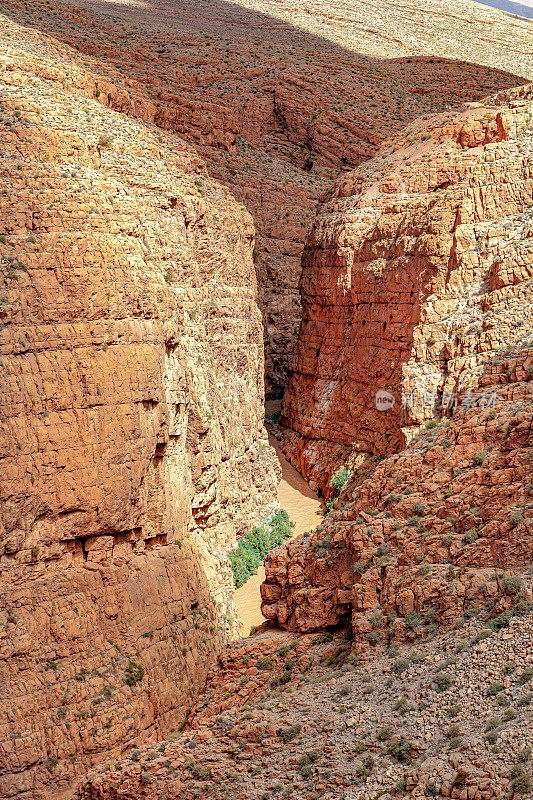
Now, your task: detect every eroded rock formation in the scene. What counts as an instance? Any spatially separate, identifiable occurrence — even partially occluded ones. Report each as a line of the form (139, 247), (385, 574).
(281, 86), (533, 491)
(0, 19), (278, 799)
(265, 343), (532, 640)
(0, 0), (525, 395)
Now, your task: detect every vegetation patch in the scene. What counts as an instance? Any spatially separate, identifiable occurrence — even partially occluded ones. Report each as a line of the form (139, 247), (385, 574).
(229, 510), (294, 588)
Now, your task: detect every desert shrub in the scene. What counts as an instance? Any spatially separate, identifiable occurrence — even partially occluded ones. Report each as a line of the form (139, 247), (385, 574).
(412, 501), (425, 516)
(488, 611), (512, 631)
(229, 510), (294, 587)
(472, 450), (486, 466)
(387, 738), (412, 763)
(452, 770), (469, 788)
(512, 770), (532, 793)
(186, 761), (211, 780)
(393, 696), (412, 715)
(124, 660), (144, 686)
(503, 575), (523, 594)
(404, 611), (421, 629)
(377, 726), (392, 741)
(329, 466), (351, 494)
(518, 747), (532, 762)
(393, 658), (410, 674)
(510, 509), (524, 526)
(517, 667), (533, 685)
(279, 724), (301, 743)
(433, 673), (453, 692)
(487, 681), (504, 696)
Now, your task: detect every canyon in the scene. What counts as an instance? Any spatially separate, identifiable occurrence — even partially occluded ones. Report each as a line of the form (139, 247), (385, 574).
(0, 0), (531, 799)
(1, 0), (527, 395)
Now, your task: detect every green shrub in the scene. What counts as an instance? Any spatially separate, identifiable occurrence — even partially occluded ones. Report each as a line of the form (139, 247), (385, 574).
(329, 466), (351, 494)
(229, 510), (294, 588)
(488, 611), (512, 631)
(487, 682), (504, 696)
(503, 575), (523, 594)
(186, 760), (211, 780)
(387, 738), (412, 763)
(279, 724), (301, 743)
(412, 501), (425, 516)
(393, 658), (410, 674)
(473, 450), (486, 466)
(124, 660), (144, 687)
(512, 771), (532, 793)
(433, 673), (453, 692)
(404, 611), (421, 629)
(517, 667), (533, 685)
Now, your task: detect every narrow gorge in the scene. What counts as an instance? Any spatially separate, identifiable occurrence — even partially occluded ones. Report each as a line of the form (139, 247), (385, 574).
(0, 1), (532, 799)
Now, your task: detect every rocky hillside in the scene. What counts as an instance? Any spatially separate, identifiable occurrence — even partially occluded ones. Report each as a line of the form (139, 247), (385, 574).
(80, 613), (532, 799)
(281, 86), (533, 491)
(265, 343), (532, 639)
(0, 15), (279, 799)
(1, 0), (525, 395)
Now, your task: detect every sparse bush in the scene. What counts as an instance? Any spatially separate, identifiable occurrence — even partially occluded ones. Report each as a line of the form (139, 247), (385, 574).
(512, 771), (532, 793)
(472, 450), (486, 466)
(518, 747), (532, 762)
(487, 681), (504, 696)
(279, 724), (301, 743)
(433, 673), (453, 693)
(404, 611), (421, 629)
(377, 726), (392, 741)
(387, 737), (412, 763)
(124, 659), (144, 686)
(503, 575), (523, 594)
(329, 466), (351, 494)
(393, 658), (410, 674)
(517, 667), (533, 685)
(393, 696), (412, 715)
(510, 509), (524, 527)
(412, 501), (425, 516)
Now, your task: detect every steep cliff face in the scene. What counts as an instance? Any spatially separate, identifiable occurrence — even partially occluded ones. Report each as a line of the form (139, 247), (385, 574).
(262, 91), (533, 640)
(264, 343), (532, 639)
(0, 19), (278, 799)
(0, 0), (524, 395)
(281, 87), (533, 491)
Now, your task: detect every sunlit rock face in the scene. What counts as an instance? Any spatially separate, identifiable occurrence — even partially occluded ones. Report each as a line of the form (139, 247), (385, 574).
(280, 86), (533, 492)
(0, 19), (278, 799)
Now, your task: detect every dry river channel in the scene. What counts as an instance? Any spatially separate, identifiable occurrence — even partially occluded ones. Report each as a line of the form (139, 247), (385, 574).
(235, 432), (323, 635)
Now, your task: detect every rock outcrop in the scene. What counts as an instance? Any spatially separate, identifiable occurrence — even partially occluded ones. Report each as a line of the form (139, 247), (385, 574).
(0, 18), (278, 799)
(1, 0), (525, 395)
(265, 92), (533, 641)
(265, 342), (532, 640)
(281, 86), (533, 491)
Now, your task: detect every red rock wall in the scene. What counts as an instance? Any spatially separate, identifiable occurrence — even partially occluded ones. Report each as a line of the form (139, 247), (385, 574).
(0, 22), (278, 800)
(0, 0), (524, 396)
(280, 87), (533, 492)
(263, 345), (533, 641)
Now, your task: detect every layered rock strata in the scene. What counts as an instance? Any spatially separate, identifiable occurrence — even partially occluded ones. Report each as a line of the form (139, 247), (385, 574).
(0, 20), (278, 800)
(281, 86), (533, 491)
(264, 343), (532, 643)
(1, 0), (525, 394)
